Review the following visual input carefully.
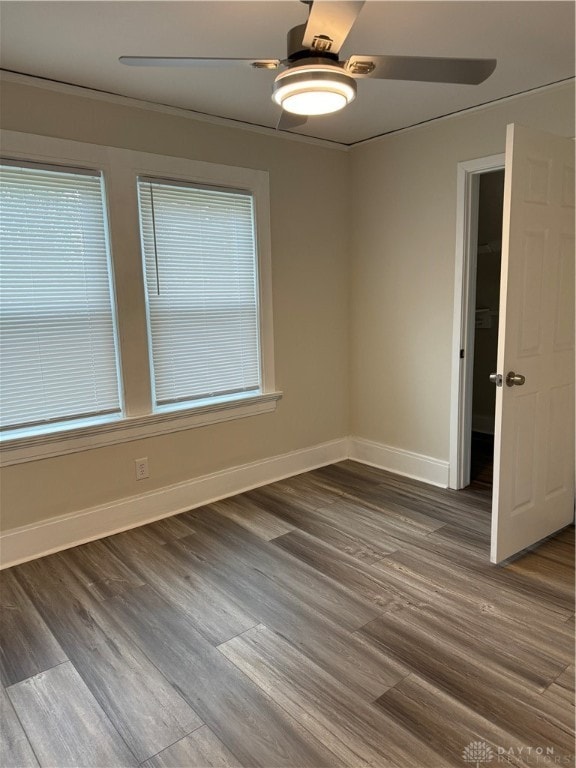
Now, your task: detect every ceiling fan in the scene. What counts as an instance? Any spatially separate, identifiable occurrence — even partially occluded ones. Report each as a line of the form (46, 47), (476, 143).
(119, 0), (497, 130)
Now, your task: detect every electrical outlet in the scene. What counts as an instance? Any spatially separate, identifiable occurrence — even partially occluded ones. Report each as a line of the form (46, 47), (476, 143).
(135, 457), (149, 480)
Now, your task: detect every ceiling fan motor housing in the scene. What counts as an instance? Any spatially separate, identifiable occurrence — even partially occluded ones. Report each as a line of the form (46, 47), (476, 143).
(287, 23), (339, 62)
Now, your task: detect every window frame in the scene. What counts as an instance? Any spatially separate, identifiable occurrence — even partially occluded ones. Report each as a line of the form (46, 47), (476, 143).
(0, 158), (124, 433)
(136, 174), (263, 412)
(0, 131), (280, 466)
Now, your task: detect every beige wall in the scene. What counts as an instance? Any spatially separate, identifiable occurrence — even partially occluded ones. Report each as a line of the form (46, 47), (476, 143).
(1, 78), (575, 533)
(349, 82), (575, 460)
(0, 79), (351, 530)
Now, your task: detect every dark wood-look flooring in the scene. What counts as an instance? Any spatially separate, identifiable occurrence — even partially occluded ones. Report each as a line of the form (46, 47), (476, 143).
(1, 461), (574, 768)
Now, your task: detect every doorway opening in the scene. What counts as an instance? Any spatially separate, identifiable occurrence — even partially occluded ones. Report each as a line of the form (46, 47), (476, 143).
(470, 169), (505, 490)
(452, 126), (574, 562)
(449, 153), (505, 491)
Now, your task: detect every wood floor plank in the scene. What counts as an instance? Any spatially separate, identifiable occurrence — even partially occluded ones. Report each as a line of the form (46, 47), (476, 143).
(142, 725), (242, 768)
(542, 681), (575, 710)
(7, 662), (137, 767)
(379, 599), (567, 691)
(311, 464), (492, 534)
(360, 611), (574, 752)
(219, 624), (438, 768)
(324, 459), (399, 486)
(435, 539), (576, 614)
(340, 460), (493, 513)
(374, 554), (573, 671)
(430, 590), (572, 670)
(0, 569), (67, 686)
(11, 537), (205, 763)
(273, 528), (574, 680)
(13, 554), (131, 653)
(329, 461), (495, 526)
(95, 516), (196, 559)
(69, 635), (203, 762)
(426, 522), (490, 558)
(143, 514), (197, 541)
(311, 466), (450, 534)
(2, 462), (573, 768)
(374, 674), (530, 768)
(186, 511), (381, 631)
(245, 482), (341, 515)
(543, 665), (576, 711)
(373, 529), (574, 634)
(371, 547), (573, 626)
(245, 485), (396, 562)
(209, 495), (295, 540)
(102, 531), (259, 645)
(55, 538), (145, 600)
(553, 664), (575, 692)
(531, 528), (575, 566)
(505, 547), (575, 592)
(287, 497), (436, 554)
(166, 530), (408, 700)
(0, 685), (39, 768)
(266, 472), (346, 508)
(98, 526), (175, 558)
(101, 584), (340, 768)
(315, 495), (447, 541)
(272, 528), (410, 611)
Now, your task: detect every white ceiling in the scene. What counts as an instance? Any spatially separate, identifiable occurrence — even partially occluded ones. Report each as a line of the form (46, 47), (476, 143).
(1, 1), (574, 145)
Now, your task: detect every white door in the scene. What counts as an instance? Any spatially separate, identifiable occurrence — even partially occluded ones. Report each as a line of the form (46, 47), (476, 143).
(491, 123), (575, 564)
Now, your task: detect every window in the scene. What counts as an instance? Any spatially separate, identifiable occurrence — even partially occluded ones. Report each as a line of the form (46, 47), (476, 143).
(0, 131), (278, 465)
(0, 161), (121, 436)
(138, 178), (261, 410)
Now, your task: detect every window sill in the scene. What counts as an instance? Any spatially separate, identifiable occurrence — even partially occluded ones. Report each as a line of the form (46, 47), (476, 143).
(0, 391), (282, 467)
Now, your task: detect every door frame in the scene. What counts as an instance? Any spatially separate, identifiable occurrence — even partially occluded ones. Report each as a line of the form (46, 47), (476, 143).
(449, 153), (505, 490)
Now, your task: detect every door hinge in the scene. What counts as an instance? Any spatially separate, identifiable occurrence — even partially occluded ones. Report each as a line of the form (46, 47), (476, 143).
(460, 349), (465, 359)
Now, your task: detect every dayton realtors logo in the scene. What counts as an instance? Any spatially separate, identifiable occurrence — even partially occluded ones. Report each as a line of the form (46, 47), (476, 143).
(462, 741), (572, 766)
(462, 742), (494, 767)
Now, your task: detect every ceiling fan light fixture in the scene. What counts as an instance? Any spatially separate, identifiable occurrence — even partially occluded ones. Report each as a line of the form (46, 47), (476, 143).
(272, 66), (356, 116)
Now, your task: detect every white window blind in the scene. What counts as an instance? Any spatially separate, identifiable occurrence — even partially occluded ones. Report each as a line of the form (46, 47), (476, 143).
(0, 162), (121, 432)
(137, 178), (261, 408)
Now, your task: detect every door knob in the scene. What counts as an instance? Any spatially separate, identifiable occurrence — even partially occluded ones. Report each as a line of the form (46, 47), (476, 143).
(506, 371), (526, 387)
(489, 373), (503, 387)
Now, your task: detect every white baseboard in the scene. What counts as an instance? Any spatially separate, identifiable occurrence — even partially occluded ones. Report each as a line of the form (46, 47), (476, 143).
(1, 436), (452, 568)
(348, 437), (449, 488)
(0, 438), (348, 569)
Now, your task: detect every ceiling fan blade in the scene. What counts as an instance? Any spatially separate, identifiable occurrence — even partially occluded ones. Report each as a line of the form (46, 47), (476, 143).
(302, 1), (365, 55)
(344, 54), (497, 84)
(119, 56), (281, 69)
(276, 111), (308, 131)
